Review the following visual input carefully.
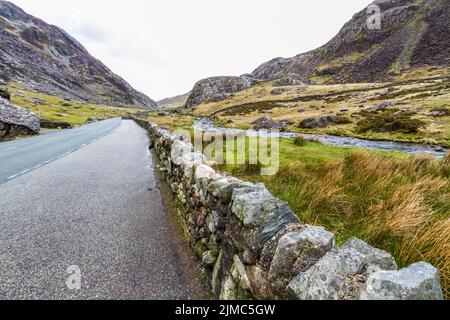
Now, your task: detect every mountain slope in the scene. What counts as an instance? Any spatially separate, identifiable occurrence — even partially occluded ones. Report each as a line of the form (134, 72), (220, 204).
(252, 0), (449, 84)
(0, 1), (156, 109)
(157, 92), (191, 110)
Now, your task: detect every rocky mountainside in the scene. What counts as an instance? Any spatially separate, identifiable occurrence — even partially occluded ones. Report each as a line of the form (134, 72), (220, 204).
(184, 0), (449, 107)
(185, 75), (253, 108)
(0, 1), (156, 109)
(252, 0), (449, 83)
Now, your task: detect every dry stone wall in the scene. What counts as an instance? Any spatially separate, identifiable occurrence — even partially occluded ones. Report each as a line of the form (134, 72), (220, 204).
(135, 119), (444, 301)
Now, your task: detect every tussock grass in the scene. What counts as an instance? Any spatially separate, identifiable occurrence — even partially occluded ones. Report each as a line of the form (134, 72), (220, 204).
(224, 146), (450, 298)
(293, 135), (322, 146)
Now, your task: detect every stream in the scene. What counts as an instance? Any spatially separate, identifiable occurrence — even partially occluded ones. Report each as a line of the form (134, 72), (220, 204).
(193, 118), (448, 158)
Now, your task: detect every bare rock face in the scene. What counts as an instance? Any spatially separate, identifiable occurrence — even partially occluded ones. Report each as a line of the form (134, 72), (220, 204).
(0, 1), (156, 109)
(185, 76), (253, 108)
(251, 0), (450, 83)
(0, 97), (40, 140)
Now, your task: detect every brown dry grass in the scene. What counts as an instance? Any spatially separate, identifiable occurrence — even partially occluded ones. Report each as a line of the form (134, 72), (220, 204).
(230, 150), (450, 298)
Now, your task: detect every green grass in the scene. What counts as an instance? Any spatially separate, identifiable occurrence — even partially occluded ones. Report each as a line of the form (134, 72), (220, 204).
(1, 82), (141, 126)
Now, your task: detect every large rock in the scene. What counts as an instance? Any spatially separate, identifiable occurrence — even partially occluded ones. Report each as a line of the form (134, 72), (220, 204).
(231, 184), (284, 227)
(0, 97), (40, 140)
(185, 76), (253, 108)
(287, 238), (398, 300)
(252, 116), (287, 131)
(257, 204), (300, 247)
(269, 226), (335, 292)
(207, 176), (253, 205)
(360, 262), (444, 300)
(0, 88), (11, 101)
(299, 115), (351, 129)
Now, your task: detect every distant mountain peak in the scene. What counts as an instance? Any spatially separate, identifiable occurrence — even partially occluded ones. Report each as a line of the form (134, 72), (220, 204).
(0, 0), (156, 109)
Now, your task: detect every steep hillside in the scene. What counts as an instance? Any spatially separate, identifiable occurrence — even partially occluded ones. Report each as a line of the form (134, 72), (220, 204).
(157, 92), (191, 110)
(252, 0), (449, 83)
(0, 1), (156, 109)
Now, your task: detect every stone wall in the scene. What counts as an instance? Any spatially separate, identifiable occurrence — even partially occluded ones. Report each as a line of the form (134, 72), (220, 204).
(136, 119), (444, 300)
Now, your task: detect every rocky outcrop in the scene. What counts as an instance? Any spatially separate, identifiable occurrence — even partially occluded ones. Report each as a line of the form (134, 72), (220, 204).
(299, 115), (352, 129)
(0, 97), (40, 140)
(134, 118), (444, 300)
(185, 76), (253, 108)
(40, 119), (72, 129)
(251, 0), (449, 83)
(0, 88), (10, 100)
(0, 1), (156, 109)
(252, 116), (289, 131)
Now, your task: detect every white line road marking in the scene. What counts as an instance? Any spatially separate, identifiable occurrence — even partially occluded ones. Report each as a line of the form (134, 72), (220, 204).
(19, 169), (30, 175)
(4, 146), (18, 151)
(7, 174), (19, 180)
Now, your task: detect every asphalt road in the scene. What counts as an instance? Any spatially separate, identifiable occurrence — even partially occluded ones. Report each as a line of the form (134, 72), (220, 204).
(0, 119), (202, 299)
(0, 118), (122, 185)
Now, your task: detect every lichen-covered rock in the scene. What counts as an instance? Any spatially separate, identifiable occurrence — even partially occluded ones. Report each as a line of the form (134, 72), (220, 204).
(207, 177), (253, 205)
(287, 238), (398, 300)
(269, 226), (335, 293)
(195, 164), (217, 193)
(212, 251), (224, 294)
(257, 204), (300, 247)
(360, 262), (444, 300)
(220, 276), (238, 300)
(231, 184), (284, 227)
(202, 250), (217, 267)
(185, 76), (253, 108)
(231, 256), (251, 292)
(0, 97), (40, 140)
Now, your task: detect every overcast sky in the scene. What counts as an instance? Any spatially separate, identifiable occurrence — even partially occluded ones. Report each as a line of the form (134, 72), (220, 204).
(13, 0), (372, 100)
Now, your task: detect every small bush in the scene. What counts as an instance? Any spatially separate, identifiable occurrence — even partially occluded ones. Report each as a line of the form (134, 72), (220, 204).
(356, 110), (425, 134)
(445, 151), (450, 165)
(294, 136), (307, 146)
(294, 135), (322, 146)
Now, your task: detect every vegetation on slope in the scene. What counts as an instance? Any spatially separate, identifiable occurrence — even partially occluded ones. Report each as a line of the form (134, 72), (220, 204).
(1, 82), (141, 127)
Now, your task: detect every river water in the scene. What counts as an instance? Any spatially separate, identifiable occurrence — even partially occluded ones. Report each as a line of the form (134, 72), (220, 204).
(193, 118), (448, 158)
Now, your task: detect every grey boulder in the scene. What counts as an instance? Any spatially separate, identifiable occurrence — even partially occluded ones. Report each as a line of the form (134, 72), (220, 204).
(287, 238), (398, 300)
(0, 97), (40, 140)
(360, 262), (444, 300)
